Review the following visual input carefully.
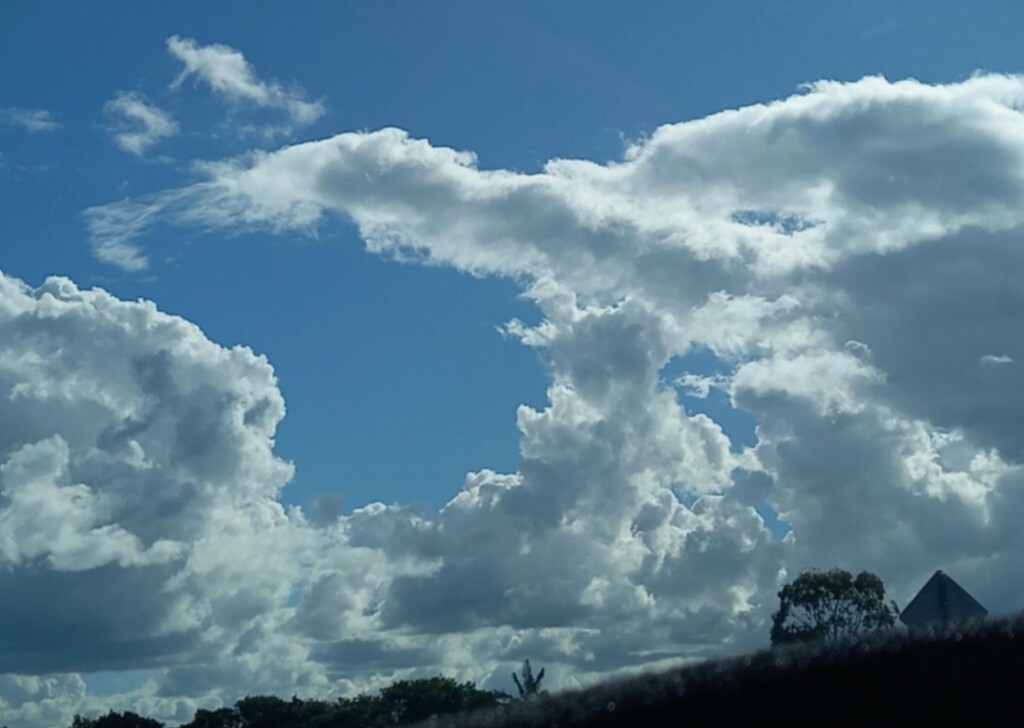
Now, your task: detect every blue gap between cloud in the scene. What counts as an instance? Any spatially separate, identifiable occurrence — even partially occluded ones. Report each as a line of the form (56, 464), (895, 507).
(660, 349), (790, 541)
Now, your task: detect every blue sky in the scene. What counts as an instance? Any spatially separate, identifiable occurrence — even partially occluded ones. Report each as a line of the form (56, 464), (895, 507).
(5, 3), (1024, 725)
(5, 0), (1020, 515)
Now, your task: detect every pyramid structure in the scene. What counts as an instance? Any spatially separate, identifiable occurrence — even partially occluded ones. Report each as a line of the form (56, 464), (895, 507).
(900, 570), (988, 628)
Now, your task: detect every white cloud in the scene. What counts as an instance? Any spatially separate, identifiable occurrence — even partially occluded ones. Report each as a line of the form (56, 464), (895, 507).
(0, 270), (313, 726)
(0, 436), (185, 570)
(84, 196), (167, 271)
(0, 265), (779, 725)
(103, 91), (178, 156)
(22, 72), (1024, 724)
(0, 674), (87, 728)
(80, 73), (1024, 606)
(674, 372), (728, 399)
(980, 354), (1012, 365)
(0, 108), (60, 133)
(167, 36), (325, 126)
(732, 349), (884, 416)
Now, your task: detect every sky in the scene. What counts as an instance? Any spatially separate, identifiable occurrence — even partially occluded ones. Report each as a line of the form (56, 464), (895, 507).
(4, 1), (1024, 725)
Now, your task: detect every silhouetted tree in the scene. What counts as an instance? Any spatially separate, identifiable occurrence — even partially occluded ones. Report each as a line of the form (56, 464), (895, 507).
(771, 568), (899, 646)
(234, 695), (301, 727)
(290, 697), (335, 728)
(378, 675), (503, 724)
(512, 659), (546, 699)
(330, 693), (386, 727)
(71, 712), (164, 728)
(81, 676), (507, 728)
(184, 707), (240, 728)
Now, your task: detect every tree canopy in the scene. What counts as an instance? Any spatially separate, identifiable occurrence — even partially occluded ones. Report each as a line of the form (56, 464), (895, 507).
(71, 712), (164, 728)
(770, 568), (899, 646)
(72, 676), (510, 728)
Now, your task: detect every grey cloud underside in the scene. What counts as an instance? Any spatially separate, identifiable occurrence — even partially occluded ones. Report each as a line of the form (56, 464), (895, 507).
(8, 74), (1024, 726)
(0, 564), (193, 674)
(825, 227), (1024, 459)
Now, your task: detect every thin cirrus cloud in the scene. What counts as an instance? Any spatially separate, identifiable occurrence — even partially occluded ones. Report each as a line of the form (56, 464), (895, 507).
(0, 107), (60, 133)
(167, 35), (325, 127)
(103, 91), (179, 157)
(11, 71), (1024, 725)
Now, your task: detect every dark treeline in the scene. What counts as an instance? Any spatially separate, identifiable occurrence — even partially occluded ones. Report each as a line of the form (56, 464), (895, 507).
(72, 614), (1024, 727)
(70, 676), (511, 728)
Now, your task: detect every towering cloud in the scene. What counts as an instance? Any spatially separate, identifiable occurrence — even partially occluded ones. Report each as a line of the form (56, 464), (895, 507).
(0, 272), (315, 725)
(13, 73), (1024, 725)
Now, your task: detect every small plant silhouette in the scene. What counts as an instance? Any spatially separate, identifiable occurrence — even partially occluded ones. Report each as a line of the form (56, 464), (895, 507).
(512, 659), (546, 699)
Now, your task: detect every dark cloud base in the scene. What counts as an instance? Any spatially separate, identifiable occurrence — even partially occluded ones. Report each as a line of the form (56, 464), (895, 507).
(431, 616), (1024, 727)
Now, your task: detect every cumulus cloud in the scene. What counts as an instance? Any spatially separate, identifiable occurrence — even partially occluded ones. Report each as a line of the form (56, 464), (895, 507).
(0, 108), (60, 133)
(0, 271), (311, 725)
(24, 72), (1024, 724)
(81, 72), (1024, 594)
(0, 436), (185, 571)
(103, 91), (178, 156)
(167, 36), (324, 126)
(0, 269), (777, 725)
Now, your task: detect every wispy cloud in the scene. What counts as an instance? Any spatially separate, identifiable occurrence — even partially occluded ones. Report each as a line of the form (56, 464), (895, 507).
(0, 107), (61, 132)
(167, 35), (325, 126)
(980, 354), (1013, 365)
(103, 91), (179, 156)
(84, 193), (180, 270)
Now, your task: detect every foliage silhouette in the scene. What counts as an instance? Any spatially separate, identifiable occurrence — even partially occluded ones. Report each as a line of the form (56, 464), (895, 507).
(512, 659), (546, 699)
(71, 712), (164, 728)
(770, 568), (899, 645)
(81, 675), (507, 727)
(377, 676), (505, 723)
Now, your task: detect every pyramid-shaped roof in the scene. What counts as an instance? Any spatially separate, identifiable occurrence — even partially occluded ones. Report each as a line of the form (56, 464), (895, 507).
(900, 570), (988, 628)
